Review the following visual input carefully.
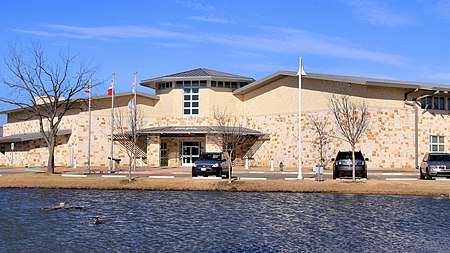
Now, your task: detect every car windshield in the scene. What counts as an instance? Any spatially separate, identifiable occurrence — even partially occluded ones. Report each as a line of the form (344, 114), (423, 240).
(198, 153), (221, 161)
(336, 152), (364, 160)
(429, 154), (450, 162)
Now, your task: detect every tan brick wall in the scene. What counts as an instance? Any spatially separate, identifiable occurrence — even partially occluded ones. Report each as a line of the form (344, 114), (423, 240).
(2, 75), (450, 170)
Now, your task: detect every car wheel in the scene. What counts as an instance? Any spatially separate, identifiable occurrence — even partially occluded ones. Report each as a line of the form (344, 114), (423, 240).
(192, 173), (197, 177)
(217, 169), (222, 178)
(333, 173), (337, 180)
(222, 171), (229, 179)
(419, 168), (425, 180)
(425, 168), (432, 180)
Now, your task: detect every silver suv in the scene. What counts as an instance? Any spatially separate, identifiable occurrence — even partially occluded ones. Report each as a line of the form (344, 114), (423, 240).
(420, 152), (450, 180)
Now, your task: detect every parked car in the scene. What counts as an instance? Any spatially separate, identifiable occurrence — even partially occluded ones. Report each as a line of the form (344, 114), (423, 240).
(331, 151), (368, 179)
(192, 152), (231, 178)
(419, 152), (450, 180)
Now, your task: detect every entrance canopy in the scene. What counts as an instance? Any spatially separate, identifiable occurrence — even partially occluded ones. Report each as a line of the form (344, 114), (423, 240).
(138, 126), (264, 137)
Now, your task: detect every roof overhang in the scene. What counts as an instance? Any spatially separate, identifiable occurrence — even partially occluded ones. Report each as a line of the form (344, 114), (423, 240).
(0, 92), (159, 115)
(133, 126), (264, 136)
(233, 71), (450, 95)
(0, 129), (72, 144)
(233, 71), (297, 95)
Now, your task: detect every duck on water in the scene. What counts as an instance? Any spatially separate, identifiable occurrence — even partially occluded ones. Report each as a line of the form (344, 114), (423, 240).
(42, 202), (83, 211)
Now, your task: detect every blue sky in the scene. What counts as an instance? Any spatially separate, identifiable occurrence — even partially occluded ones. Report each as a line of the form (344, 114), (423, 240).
(1, 0), (450, 104)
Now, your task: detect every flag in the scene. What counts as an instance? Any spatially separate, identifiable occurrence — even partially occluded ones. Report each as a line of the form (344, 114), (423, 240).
(128, 99), (135, 112)
(132, 76), (136, 93)
(85, 85), (91, 93)
(108, 84), (113, 96)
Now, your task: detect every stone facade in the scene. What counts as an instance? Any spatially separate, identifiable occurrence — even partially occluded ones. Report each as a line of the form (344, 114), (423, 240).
(1, 72), (449, 170)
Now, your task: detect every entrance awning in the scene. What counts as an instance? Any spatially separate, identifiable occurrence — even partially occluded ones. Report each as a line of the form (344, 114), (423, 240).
(137, 126), (264, 136)
(0, 129), (72, 143)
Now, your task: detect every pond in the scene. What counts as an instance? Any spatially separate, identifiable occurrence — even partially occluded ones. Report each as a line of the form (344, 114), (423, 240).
(0, 189), (448, 252)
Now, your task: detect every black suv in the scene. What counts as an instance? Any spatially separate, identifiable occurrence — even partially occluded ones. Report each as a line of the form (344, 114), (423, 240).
(192, 152), (231, 178)
(331, 151), (368, 179)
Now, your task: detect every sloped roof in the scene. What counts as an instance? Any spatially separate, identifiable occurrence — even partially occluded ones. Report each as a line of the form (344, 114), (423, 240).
(136, 126), (263, 136)
(141, 68), (254, 89)
(163, 68), (250, 79)
(233, 71), (450, 95)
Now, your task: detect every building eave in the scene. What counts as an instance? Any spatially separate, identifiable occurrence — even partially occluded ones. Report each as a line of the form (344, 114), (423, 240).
(0, 92), (159, 115)
(233, 71), (450, 95)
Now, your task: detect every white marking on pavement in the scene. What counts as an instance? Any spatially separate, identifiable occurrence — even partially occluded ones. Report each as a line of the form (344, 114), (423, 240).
(386, 178), (418, 180)
(435, 178), (450, 180)
(101, 175), (126, 178)
(239, 177), (267, 181)
(305, 172), (332, 175)
(249, 171), (265, 174)
(282, 172), (298, 175)
(149, 176), (175, 179)
(173, 172), (190, 175)
(61, 174), (87, 177)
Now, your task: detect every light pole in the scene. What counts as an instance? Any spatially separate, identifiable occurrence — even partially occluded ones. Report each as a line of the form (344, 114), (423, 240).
(297, 57), (305, 180)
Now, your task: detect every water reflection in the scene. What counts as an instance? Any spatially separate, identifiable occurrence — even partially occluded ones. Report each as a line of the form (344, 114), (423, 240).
(0, 189), (449, 252)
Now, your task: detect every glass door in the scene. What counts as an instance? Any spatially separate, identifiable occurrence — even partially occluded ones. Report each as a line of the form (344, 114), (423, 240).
(181, 141), (200, 166)
(160, 142), (168, 166)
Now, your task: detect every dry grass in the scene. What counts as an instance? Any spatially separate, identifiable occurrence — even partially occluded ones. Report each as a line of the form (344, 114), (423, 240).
(0, 173), (449, 197)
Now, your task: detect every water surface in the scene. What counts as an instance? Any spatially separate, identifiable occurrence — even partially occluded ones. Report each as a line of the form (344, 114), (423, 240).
(0, 189), (448, 252)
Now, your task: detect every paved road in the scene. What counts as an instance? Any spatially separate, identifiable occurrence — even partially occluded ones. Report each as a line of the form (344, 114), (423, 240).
(2, 167), (449, 181)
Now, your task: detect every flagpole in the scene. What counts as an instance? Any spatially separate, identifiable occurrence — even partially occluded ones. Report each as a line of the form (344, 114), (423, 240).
(297, 57), (304, 180)
(87, 73), (92, 174)
(109, 72), (115, 171)
(133, 72), (137, 174)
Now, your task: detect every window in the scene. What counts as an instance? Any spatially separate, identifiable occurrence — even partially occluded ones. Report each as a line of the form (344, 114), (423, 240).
(157, 82), (172, 89)
(183, 88), (199, 115)
(435, 97), (445, 110)
(430, 135), (445, 152)
(421, 97), (431, 109)
(211, 81), (217, 87)
(421, 96), (447, 110)
(239, 82), (249, 88)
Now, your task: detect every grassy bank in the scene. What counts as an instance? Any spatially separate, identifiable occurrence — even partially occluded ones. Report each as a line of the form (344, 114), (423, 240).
(1, 173), (449, 197)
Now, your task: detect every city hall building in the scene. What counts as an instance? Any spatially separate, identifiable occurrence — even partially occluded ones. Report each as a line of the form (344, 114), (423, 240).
(1, 67), (449, 170)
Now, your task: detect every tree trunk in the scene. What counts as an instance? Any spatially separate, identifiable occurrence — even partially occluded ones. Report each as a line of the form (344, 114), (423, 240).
(352, 147), (356, 181)
(47, 137), (56, 174)
(227, 150), (233, 183)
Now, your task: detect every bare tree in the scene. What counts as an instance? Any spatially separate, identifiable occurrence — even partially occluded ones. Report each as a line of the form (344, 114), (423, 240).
(328, 94), (370, 180)
(113, 106), (146, 181)
(211, 107), (251, 183)
(0, 42), (96, 174)
(307, 114), (332, 168)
